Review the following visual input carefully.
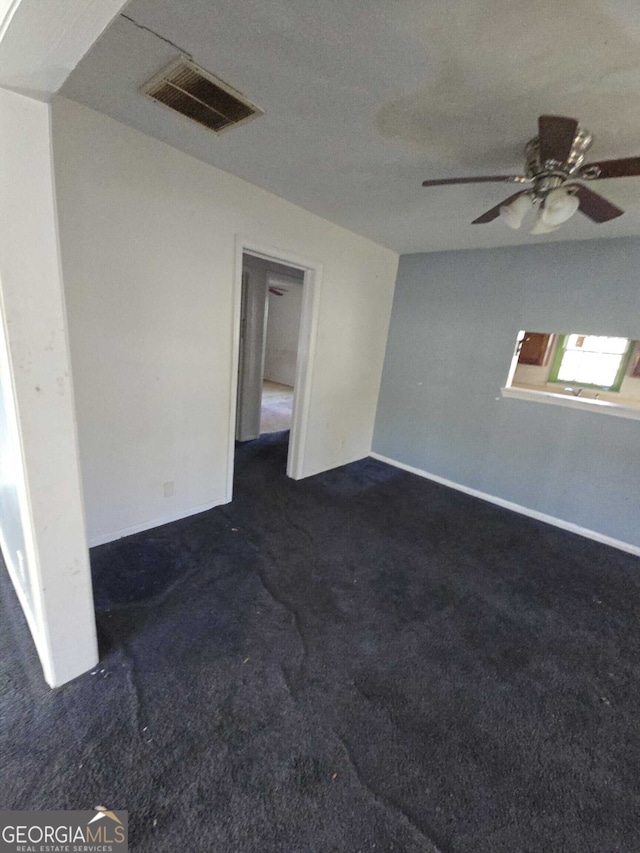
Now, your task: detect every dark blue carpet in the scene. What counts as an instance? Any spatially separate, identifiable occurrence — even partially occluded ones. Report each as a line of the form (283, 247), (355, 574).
(2, 431), (640, 852)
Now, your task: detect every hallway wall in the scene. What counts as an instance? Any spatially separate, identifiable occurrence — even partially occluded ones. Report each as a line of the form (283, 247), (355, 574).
(264, 277), (303, 387)
(52, 97), (398, 545)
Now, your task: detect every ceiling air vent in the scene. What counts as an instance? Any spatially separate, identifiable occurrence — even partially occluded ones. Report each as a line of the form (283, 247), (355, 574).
(143, 57), (263, 134)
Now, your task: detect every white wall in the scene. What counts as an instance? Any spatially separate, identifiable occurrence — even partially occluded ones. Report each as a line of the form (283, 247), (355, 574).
(0, 88), (97, 686)
(52, 97), (399, 546)
(264, 276), (304, 387)
(236, 254), (269, 442)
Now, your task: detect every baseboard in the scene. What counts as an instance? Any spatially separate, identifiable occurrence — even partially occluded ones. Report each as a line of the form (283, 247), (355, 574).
(369, 452), (640, 559)
(88, 497), (228, 547)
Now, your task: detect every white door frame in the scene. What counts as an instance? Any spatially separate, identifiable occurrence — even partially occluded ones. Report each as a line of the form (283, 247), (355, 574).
(227, 236), (323, 498)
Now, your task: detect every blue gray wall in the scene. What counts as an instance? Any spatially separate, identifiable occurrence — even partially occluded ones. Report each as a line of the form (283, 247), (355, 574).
(373, 236), (640, 549)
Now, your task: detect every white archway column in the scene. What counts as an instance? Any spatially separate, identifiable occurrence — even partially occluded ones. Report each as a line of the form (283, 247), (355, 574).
(0, 88), (97, 686)
(0, 0), (130, 99)
(0, 0), (130, 686)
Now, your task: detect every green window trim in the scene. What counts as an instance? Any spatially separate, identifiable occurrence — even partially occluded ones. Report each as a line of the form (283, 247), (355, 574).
(548, 335), (635, 393)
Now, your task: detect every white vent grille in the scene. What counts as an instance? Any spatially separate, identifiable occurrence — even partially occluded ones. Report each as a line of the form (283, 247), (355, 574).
(143, 57), (263, 134)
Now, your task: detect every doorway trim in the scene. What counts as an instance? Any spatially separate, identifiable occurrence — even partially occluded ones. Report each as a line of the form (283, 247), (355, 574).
(227, 236), (323, 499)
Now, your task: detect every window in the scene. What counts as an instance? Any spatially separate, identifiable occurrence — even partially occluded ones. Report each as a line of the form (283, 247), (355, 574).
(549, 335), (632, 391)
(502, 330), (640, 419)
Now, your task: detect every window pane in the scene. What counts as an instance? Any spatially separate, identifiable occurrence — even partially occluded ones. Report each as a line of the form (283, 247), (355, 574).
(565, 334), (629, 354)
(557, 350), (623, 386)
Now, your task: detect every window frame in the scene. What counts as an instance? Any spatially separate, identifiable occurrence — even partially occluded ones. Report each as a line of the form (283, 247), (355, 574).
(547, 334), (634, 393)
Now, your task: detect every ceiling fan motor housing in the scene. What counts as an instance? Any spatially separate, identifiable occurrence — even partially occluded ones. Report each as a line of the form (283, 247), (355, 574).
(525, 127), (593, 183)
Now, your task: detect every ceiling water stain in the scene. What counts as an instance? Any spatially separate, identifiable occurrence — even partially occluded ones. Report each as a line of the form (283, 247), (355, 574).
(376, 0), (640, 170)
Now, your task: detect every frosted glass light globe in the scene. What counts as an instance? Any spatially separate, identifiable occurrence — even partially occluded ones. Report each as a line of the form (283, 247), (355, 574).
(542, 188), (580, 226)
(530, 209), (562, 234)
(499, 193), (533, 230)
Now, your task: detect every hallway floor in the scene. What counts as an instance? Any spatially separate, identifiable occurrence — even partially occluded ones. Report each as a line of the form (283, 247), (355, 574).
(1, 432), (640, 852)
(260, 380), (293, 434)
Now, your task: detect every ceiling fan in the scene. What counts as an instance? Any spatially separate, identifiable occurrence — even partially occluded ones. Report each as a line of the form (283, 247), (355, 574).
(422, 115), (640, 233)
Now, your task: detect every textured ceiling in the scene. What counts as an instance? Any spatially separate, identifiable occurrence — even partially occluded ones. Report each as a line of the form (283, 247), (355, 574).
(61, 0), (640, 253)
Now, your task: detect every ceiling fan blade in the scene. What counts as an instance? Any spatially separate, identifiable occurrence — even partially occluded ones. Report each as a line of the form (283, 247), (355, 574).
(579, 157), (640, 180)
(538, 115), (579, 163)
(471, 191), (528, 224)
(571, 184), (624, 223)
(422, 175), (527, 187)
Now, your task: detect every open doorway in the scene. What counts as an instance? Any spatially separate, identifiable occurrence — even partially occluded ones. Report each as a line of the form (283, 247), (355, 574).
(229, 242), (322, 493)
(261, 268), (305, 434)
(237, 254), (304, 439)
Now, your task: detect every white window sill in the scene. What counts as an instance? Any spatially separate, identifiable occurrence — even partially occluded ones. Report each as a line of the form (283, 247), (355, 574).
(501, 385), (640, 421)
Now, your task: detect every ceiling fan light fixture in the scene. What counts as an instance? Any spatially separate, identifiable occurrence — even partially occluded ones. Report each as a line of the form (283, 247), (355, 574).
(499, 193), (533, 229)
(541, 187), (580, 226)
(423, 114), (635, 228)
(530, 208), (562, 234)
